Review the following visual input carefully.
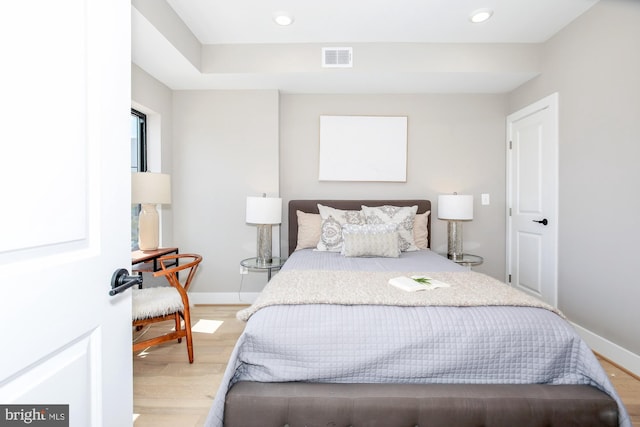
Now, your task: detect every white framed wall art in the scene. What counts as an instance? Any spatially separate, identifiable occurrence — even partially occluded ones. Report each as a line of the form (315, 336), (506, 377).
(318, 115), (407, 182)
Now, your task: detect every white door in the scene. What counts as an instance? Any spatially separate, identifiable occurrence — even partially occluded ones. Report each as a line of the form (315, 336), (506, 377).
(506, 93), (559, 307)
(0, 1), (132, 426)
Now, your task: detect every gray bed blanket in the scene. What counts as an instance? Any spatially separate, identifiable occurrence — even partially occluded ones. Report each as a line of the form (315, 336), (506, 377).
(204, 252), (631, 427)
(280, 248), (468, 273)
(206, 308), (630, 426)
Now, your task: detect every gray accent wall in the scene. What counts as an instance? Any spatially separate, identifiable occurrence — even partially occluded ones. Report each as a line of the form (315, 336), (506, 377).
(508, 0), (640, 355)
(279, 94), (508, 280)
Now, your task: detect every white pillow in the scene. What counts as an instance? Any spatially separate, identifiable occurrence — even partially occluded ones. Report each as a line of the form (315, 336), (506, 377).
(295, 210), (321, 251)
(341, 223), (400, 258)
(413, 210), (430, 250)
(361, 205), (419, 252)
(316, 204), (365, 252)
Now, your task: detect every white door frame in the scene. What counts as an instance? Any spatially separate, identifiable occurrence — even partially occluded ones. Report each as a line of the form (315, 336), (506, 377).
(506, 93), (559, 307)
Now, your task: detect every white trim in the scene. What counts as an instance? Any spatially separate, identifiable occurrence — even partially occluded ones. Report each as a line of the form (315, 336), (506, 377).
(572, 322), (640, 377)
(190, 292), (259, 305)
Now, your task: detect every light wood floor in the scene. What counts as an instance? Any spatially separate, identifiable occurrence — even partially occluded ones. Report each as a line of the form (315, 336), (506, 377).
(133, 305), (639, 427)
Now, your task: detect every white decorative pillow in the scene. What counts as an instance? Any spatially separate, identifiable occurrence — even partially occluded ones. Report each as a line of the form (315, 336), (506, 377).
(413, 210), (430, 250)
(316, 204), (365, 252)
(361, 205), (419, 252)
(341, 224), (400, 258)
(295, 210), (321, 251)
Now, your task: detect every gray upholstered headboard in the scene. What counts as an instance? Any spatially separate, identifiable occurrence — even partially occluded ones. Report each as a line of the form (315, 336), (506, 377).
(288, 199), (431, 256)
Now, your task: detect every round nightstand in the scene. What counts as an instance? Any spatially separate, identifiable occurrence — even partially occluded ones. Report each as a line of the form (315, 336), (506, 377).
(240, 257), (286, 280)
(449, 253), (483, 268)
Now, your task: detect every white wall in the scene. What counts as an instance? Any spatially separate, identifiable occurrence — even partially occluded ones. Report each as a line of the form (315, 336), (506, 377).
(171, 90), (280, 297)
(280, 94), (508, 280)
(131, 64), (174, 288)
(131, 64), (174, 246)
(130, 82), (508, 292)
(132, 69), (280, 296)
(508, 0), (640, 364)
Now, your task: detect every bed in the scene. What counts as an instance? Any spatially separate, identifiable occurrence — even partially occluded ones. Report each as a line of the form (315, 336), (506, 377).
(205, 199), (630, 427)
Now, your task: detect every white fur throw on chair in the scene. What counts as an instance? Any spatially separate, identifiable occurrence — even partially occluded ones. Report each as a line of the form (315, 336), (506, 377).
(132, 287), (184, 321)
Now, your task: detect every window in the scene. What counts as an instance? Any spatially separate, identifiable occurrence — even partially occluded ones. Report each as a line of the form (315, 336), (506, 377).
(131, 109), (147, 249)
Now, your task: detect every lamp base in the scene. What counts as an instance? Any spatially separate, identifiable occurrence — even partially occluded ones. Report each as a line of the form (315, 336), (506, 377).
(256, 224), (273, 265)
(138, 203), (159, 251)
(447, 220), (464, 261)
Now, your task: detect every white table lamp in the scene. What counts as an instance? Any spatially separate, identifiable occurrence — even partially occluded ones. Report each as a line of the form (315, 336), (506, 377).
(438, 193), (473, 261)
(246, 195), (282, 265)
(132, 172), (171, 251)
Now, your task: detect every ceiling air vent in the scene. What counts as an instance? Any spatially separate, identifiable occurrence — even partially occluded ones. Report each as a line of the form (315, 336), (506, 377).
(322, 47), (353, 68)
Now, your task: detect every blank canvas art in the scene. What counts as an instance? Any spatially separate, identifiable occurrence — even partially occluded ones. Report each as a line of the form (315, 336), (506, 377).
(318, 115), (407, 182)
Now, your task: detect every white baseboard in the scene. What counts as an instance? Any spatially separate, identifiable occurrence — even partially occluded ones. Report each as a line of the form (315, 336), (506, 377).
(190, 292), (259, 305)
(572, 322), (640, 377)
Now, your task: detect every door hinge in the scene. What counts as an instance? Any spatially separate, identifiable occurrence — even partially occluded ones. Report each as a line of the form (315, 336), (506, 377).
(509, 208), (512, 216)
(509, 140), (512, 149)
(508, 274), (512, 283)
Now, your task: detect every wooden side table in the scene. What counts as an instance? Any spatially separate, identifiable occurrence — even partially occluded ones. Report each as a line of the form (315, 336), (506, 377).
(131, 247), (179, 275)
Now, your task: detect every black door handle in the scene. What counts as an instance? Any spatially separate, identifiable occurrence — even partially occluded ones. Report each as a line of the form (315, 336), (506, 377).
(109, 268), (143, 296)
(533, 218), (548, 226)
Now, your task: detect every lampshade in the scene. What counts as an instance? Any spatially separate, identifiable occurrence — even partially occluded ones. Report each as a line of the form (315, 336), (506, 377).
(438, 194), (473, 220)
(131, 172), (171, 205)
(246, 196), (282, 224)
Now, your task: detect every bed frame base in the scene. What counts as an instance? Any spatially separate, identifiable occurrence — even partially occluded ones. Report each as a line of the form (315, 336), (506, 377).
(225, 382), (618, 427)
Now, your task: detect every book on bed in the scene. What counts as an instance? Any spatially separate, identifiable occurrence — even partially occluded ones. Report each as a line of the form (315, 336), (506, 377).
(389, 275), (451, 291)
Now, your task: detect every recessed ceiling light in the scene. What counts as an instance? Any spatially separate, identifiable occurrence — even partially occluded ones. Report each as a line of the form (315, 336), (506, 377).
(469, 8), (493, 24)
(273, 12), (294, 26)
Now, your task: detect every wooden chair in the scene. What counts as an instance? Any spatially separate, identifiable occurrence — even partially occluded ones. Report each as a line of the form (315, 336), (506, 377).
(132, 253), (202, 363)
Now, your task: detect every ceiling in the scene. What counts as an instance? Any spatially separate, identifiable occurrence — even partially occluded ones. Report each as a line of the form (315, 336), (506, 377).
(132, 0), (599, 94)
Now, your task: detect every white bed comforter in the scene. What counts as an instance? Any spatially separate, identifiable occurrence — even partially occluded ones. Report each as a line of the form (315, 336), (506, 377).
(236, 269), (561, 321)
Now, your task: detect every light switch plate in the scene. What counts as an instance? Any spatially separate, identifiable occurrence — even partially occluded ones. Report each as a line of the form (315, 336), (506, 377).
(481, 194), (490, 205)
